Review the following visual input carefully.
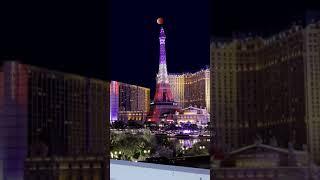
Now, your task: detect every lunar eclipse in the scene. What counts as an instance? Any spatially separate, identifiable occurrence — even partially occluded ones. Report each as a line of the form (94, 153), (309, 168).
(157, 17), (164, 25)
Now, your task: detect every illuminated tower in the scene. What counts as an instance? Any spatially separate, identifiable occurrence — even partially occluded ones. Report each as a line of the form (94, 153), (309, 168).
(148, 19), (180, 123)
(154, 27), (174, 102)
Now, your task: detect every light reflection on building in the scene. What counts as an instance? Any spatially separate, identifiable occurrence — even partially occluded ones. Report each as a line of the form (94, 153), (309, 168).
(110, 81), (119, 122)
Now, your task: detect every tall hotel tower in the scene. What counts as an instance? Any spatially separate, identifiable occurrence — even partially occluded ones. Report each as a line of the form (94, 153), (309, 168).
(211, 21), (320, 164)
(0, 61), (109, 180)
(148, 19), (180, 123)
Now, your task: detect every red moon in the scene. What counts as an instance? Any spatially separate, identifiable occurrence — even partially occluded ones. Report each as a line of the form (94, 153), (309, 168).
(157, 17), (164, 25)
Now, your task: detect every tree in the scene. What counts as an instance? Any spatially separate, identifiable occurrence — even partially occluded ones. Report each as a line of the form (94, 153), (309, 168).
(112, 120), (126, 129)
(190, 124), (199, 131)
(127, 121), (143, 129)
(154, 146), (173, 158)
(110, 131), (154, 161)
(145, 121), (157, 131)
(184, 141), (210, 156)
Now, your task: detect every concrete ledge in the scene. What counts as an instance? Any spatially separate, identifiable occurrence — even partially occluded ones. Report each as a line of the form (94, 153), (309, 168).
(110, 160), (210, 180)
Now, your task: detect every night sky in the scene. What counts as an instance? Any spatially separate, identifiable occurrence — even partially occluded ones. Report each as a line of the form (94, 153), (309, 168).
(1, 0), (320, 96)
(0, 0), (109, 80)
(211, 0), (320, 37)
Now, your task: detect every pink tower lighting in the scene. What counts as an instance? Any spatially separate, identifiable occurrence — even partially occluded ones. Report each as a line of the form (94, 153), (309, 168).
(153, 26), (174, 103)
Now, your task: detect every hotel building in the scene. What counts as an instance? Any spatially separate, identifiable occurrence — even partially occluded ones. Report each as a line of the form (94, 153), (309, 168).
(210, 21), (320, 164)
(168, 68), (210, 112)
(110, 81), (150, 123)
(0, 61), (109, 180)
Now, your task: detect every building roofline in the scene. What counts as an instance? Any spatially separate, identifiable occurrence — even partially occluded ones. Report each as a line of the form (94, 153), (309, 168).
(210, 24), (310, 46)
(229, 143), (307, 155)
(2, 61), (109, 84)
(111, 80), (150, 90)
(168, 66), (210, 76)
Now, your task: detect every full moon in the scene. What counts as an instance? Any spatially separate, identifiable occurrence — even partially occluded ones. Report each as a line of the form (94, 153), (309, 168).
(157, 17), (164, 25)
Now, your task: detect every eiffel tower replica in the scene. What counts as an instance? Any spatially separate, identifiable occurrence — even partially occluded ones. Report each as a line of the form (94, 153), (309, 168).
(147, 19), (180, 124)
